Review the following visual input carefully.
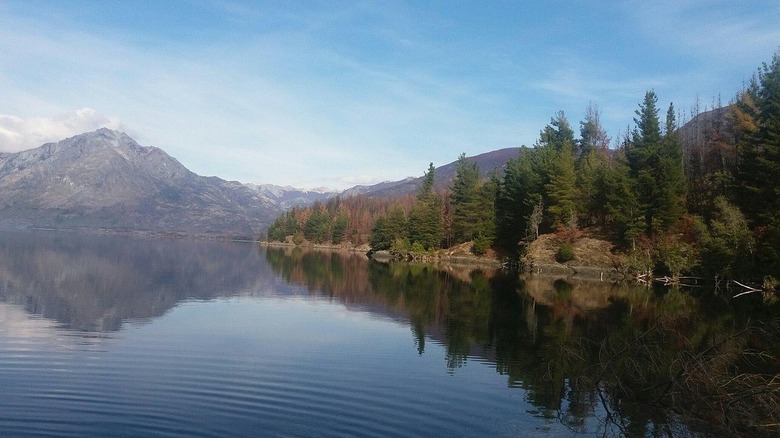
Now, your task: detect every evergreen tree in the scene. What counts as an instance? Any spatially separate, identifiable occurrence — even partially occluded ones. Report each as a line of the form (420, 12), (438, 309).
(386, 206), (408, 246)
(331, 214), (348, 244)
(472, 176), (497, 255)
(419, 162), (436, 196)
(657, 102), (686, 227)
(576, 148), (608, 226)
(536, 111), (577, 230)
(596, 147), (643, 245)
(545, 140), (577, 228)
(369, 216), (392, 250)
(735, 53), (780, 276)
(736, 53), (780, 228)
(303, 202), (330, 243)
(627, 91), (662, 232)
(408, 163), (444, 250)
(631, 91), (663, 153)
(266, 219), (286, 242)
(628, 91), (685, 233)
(495, 148), (540, 254)
(369, 206), (408, 251)
(540, 110), (576, 153)
(665, 102), (677, 135)
(266, 208), (301, 242)
(450, 153), (482, 243)
(576, 106), (611, 226)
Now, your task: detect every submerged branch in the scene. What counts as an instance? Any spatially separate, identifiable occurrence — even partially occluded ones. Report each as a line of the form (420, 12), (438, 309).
(732, 280), (763, 298)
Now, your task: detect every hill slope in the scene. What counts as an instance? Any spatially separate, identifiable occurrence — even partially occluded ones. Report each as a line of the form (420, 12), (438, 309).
(339, 147), (520, 198)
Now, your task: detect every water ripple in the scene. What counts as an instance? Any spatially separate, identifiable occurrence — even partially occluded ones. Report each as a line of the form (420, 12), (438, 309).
(0, 297), (539, 437)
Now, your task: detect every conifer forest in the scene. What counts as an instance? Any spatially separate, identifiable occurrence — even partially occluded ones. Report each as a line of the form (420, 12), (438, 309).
(267, 53), (780, 287)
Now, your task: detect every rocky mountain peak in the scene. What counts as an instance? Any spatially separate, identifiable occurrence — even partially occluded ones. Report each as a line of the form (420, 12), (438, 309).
(0, 130), (308, 238)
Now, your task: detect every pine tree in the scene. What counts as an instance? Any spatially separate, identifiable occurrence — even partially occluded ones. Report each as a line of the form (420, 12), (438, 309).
(303, 202), (330, 243)
(369, 205), (408, 251)
(628, 91), (685, 233)
(408, 163), (444, 250)
(535, 111), (576, 230)
(266, 207), (302, 242)
(331, 214), (348, 244)
(540, 110), (576, 153)
(472, 176), (497, 255)
(419, 162), (436, 196)
(736, 53), (780, 228)
(450, 153), (482, 242)
(576, 106), (611, 225)
(545, 140), (577, 228)
(495, 148), (540, 254)
(597, 148), (643, 245)
(734, 53), (780, 276)
(656, 102), (686, 227)
(632, 91), (662, 151)
(369, 216), (392, 250)
(577, 149), (608, 226)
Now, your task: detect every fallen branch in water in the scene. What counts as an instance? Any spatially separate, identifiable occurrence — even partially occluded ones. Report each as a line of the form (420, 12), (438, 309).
(732, 280), (762, 298)
(650, 275), (704, 287)
(654, 276), (677, 286)
(635, 272), (652, 285)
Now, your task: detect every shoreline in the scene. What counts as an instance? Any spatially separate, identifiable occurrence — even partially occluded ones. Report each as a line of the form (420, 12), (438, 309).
(260, 240), (623, 280)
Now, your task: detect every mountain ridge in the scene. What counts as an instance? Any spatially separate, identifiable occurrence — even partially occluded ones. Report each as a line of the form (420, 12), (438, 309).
(337, 147), (520, 198)
(0, 129), (333, 238)
(0, 129), (524, 237)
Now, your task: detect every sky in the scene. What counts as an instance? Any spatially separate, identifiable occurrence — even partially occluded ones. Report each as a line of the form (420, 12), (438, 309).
(1, 1), (778, 190)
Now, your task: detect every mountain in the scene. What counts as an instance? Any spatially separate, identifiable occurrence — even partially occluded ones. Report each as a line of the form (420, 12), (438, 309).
(0, 129), (520, 237)
(677, 106), (734, 152)
(338, 147), (520, 198)
(0, 129), (334, 238)
(248, 183), (334, 210)
(338, 177), (418, 198)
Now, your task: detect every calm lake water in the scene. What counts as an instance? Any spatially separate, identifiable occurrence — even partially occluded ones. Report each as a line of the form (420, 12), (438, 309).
(0, 232), (776, 437)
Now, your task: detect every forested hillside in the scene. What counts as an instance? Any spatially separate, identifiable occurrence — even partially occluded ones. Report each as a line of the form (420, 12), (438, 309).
(266, 53), (780, 284)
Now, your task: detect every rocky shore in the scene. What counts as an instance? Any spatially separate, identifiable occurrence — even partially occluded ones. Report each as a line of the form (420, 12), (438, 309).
(262, 233), (627, 281)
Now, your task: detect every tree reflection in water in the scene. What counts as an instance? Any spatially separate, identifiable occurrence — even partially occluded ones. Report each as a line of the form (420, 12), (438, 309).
(1, 233), (776, 437)
(265, 246), (780, 437)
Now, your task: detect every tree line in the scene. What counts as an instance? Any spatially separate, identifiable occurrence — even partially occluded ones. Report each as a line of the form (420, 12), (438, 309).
(266, 53), (780, 283)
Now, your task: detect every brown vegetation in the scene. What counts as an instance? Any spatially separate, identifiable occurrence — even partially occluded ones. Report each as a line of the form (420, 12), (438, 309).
(522, 231), (625, 279)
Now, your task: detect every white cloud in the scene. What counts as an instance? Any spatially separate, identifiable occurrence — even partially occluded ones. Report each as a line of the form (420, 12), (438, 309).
(0, 108), (125, 153)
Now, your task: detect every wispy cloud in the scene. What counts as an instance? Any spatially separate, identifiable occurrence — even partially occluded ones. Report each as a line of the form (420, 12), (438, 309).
(622, 0), (780, 63)
(0, 2), (507, 188)
(0, 108), (124, 153)
(1, 1), (777, 189)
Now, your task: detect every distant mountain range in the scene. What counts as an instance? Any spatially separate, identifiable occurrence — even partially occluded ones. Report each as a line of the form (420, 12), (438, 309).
(0, 129), (521, 238)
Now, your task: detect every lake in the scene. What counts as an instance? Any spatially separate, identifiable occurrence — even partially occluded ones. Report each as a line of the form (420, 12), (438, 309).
(1, 232), (777, 437)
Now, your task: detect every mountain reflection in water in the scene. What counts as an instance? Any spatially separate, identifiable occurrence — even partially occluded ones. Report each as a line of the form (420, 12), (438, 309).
(1, 233), (778, 436)
(0, 231), (277, 332)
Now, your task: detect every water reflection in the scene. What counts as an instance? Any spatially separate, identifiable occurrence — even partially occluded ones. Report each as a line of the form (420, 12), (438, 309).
(1, 234), (777, 436)
(0, 231), (274, 332)
(263, 246), (780, 437)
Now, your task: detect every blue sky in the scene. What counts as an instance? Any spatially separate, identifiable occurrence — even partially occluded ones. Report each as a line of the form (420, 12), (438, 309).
(1, 1), (778, 190)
